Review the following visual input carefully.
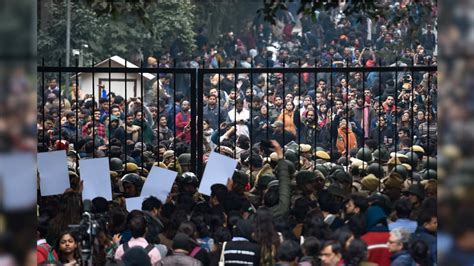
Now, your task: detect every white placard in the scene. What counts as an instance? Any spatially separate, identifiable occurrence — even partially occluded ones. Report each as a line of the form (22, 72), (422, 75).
(125, 197), (146, 212)
(141, 167), (177, 202)
(0, 153), (36, 210)
(38, 150), (70, 196)
(80, 158), (112, 201)
(198, 152), (237, 196)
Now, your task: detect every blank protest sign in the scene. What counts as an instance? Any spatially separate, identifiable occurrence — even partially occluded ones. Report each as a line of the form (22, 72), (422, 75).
(198, 152), (237, 196)
(141, 166), (177, 202)
(80, 157), (112, 201)
(0, 153), (36, 210)
(125, 196), (146, 212)
(38, 150), (70, 196)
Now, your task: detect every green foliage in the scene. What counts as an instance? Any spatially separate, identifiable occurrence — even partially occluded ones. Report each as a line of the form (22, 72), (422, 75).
(38, 1), (196, 66)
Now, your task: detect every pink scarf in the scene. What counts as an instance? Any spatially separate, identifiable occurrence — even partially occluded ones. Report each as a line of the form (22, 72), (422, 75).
(362, 105), (370, 138)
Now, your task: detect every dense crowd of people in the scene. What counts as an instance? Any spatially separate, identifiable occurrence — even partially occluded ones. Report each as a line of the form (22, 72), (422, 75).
(37, 0), (437, 265)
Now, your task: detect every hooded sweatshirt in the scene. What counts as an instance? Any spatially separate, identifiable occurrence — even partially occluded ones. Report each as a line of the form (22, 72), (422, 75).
(361, 206), (391, 266)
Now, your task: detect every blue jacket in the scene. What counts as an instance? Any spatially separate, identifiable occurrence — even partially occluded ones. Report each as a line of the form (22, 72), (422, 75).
(390, 250), (416, 266)
(410, 226), (437, 264)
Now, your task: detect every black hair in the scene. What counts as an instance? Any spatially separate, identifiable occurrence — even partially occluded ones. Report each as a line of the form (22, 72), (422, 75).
(417, 208), (436, 227)
(263, 186), (279, 207)
(178, 221), (197, 239)
(333, 227), (353, 252)
(84, 140), (95, 154)
(129, 214), (147, 238)
(350, 194), (369, 213)
(303, 212), (333, 240)
(277, 240), (301, 262)
(210, 184), (228, 204)
(365, 139), (378, 150)
(114, 95), (124, 104)
(54, 231), (81, 264)
(344, 238), (368, 266)
(321, 240), (342, 255)
(409, 239), (432, 266)
(394, 198), (412, 219)
(212, 226), (232, 245)
(291, 197), (311, 223)
(303, 236), (321, 257)
(346, 214), (366, 238)
(141, 196), (163, 212)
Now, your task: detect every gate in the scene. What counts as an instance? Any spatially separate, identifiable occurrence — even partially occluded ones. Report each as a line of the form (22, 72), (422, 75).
(38, 59), (437, 179)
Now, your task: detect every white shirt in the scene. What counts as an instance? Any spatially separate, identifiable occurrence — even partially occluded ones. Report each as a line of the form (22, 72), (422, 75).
(227, 108), (250, 137)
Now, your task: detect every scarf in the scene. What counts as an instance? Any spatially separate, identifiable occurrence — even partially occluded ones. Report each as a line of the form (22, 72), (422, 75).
(362, 105), (370, 138)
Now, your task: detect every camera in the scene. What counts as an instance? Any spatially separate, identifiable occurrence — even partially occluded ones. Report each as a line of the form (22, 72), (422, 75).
(68, 199), (108, 264)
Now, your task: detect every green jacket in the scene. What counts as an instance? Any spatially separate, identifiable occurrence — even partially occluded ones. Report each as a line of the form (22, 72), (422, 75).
(270, 159), (291, 219)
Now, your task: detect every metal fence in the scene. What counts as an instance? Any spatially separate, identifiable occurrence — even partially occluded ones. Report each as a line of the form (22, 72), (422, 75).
(38, 59), (437, 179)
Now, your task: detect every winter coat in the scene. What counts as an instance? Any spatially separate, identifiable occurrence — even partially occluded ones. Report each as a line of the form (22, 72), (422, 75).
(270, 159), (291, 219)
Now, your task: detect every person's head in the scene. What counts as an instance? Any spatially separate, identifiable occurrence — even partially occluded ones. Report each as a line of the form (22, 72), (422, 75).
(409, 240), (431, 265)
(65, 111), (76, 124)
(377, 115), (386, 127)
(335, 100), (344, 110)
(274, 95), (283, 107)
(260, 104), (268, 115)
(181, 100), (190, 112)
(334, 228), (354, 251)
(159, 115), (167, 127)
(344, 238), (369, 266)
(315, 92), (324, 104)
(272, 120), (284, 133)
(417, 110), (425, 121)
(320, 240), (343, 266)
(141, 196), (163, 218)
(303, 96), (312, 107)
(99, 98), (109, 111)
(387, 227), (411, 253)
(345, 194), (369, 216)
(285, 100), (295, 111)
(285, 93), (294, 103)
(228, 89), (236, 100)
(203, 118), (210, 130)
(207, 94), (217, 106)
(129, 214), (147, 238)
(134, 110), (143, 121)
(417, 209), (437, 233)
(121, 173), (143, 198)
(210, 183), (228, 207)
(235, 98), (244, 112)
(55, 231), (80, 263)
(386, 95), (395, 106)
(111, 105), (121, 117)
(302, 236), (321, 257)
(277, 240), (301, 264)
(48, 78), (57, 88)
(393, 198), (412, 219)
(398, 129), (410, 140)
(318, 79), (327, 89)
(305, 110), (315, 123)
(126, 114), (134, 126)
(339, 118), (347, 129)
(93, 110), (101, 121)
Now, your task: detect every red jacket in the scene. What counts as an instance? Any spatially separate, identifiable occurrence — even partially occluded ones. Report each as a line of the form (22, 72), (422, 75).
(175, 111), (191, 142)
(361, 232), (391, 266)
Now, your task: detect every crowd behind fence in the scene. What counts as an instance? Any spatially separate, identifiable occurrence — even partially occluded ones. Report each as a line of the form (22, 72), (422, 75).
(38, 60), (437, 183)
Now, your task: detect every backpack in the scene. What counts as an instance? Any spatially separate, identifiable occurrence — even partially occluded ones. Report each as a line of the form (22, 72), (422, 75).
(38, 243), (57, 262)
(123, 242), (155, 255)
